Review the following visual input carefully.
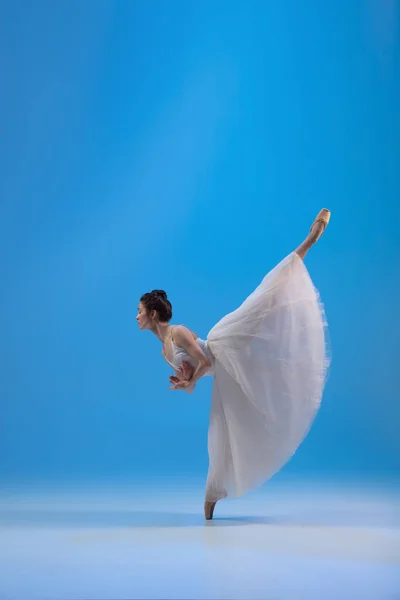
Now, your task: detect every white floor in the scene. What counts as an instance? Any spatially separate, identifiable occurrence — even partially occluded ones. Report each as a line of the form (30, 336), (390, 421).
(0, 479), (399, 600)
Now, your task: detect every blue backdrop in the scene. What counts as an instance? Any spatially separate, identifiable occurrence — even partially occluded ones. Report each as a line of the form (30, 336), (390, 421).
(1, 0), (398, 486)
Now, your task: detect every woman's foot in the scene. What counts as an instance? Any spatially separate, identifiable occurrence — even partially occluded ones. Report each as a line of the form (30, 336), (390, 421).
(310, 208), (331, 239)
(295, 208), (331, 260)
(204, 499), (218, 520)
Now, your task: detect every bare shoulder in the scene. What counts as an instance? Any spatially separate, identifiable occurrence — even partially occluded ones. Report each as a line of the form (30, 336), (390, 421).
(172, 324), (198, 344)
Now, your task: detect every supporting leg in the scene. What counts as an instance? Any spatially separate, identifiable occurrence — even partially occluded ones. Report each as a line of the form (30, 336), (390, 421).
(204, 500), (218, 520)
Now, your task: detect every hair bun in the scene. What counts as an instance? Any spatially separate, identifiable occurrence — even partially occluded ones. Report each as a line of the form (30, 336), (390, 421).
(140, 289), (172, 321)
(152, 289), (168, 301)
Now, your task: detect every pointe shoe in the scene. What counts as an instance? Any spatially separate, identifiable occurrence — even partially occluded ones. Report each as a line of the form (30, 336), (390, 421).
(204, 500), (217, 520)
(311, 208), (331, 232)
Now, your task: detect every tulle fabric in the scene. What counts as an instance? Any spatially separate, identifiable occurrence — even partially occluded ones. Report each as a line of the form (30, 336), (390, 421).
(205, 251), (330, 500)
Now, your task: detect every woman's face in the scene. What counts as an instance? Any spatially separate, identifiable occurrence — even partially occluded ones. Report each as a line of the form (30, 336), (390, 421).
(136, 302), (152, 330)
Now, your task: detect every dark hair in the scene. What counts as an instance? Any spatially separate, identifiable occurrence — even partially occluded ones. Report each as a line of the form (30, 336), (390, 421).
(140, 289), (172, 322)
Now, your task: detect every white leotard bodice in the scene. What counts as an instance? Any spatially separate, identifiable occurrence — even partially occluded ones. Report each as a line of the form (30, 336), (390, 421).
(164, 337), (215, 376)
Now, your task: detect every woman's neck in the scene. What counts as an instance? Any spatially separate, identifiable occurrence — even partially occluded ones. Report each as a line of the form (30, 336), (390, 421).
(151, 322), (172, 344)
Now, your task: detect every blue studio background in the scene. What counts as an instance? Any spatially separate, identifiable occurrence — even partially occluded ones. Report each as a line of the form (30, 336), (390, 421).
(1, 0), (399, 488)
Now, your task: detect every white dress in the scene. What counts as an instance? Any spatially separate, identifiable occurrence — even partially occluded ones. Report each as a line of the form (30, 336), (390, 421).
(165, 251), (330, 501)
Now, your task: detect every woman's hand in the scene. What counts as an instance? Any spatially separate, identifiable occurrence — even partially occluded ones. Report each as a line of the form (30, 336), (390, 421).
(169, 361), (196, 393)
(178, 360), (194, 380)
(169, 360), (194, 385)
(169, 377), (190, 390)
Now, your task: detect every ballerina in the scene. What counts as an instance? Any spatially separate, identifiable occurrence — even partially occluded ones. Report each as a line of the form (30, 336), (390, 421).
(137, 209), (331, 519)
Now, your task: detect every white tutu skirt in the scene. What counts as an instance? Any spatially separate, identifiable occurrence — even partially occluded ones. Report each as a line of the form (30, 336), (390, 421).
(205, 251), (330, 500)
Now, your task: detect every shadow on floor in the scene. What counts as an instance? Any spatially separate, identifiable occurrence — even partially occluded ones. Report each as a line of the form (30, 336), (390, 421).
(0, 509), (277, 528)
(0, 508), (395, 528)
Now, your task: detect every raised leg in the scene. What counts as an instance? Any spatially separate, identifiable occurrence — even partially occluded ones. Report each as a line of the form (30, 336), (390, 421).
(295, 208), (331, 260)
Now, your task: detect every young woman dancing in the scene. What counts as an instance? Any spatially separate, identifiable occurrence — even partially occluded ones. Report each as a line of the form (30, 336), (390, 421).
(137, 209), (331, 519)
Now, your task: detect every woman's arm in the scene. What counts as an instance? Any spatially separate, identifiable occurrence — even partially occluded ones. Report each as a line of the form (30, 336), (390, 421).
(169, 361), (196, 393)
(179, 361), (196, 393)
(170, 326), (211, 389)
